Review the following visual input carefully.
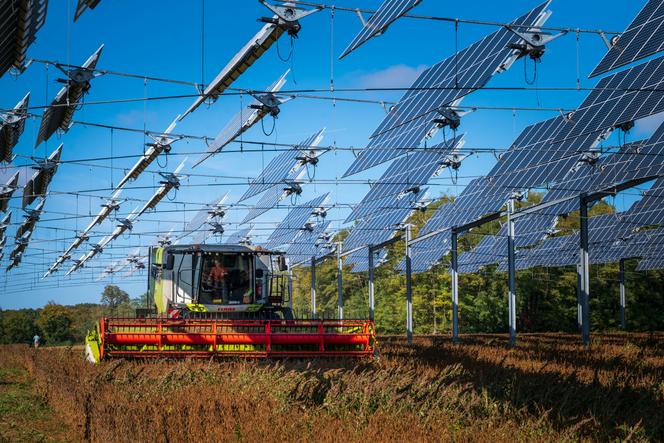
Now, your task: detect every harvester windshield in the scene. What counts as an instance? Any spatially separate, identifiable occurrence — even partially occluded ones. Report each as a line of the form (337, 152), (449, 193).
(200, 253), (252, 305)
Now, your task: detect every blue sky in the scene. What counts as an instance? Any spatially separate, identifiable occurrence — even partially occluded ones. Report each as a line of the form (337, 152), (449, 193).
(0, 0), (658, 308)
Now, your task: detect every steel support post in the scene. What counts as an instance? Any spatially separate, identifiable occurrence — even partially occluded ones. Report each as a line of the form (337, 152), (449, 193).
(507, 199), (517, 347)
(288, 270), (293, 310)
(579, 195), (590, 345)
(619, 258), (626, 329)
(405, 225), (413, 344)
(368, 246), (375, 321)
(576, 264), (582, 331)
(451, 231), (459, 343)
(337, 242), (343, 320)
(310, 257), (317, 319)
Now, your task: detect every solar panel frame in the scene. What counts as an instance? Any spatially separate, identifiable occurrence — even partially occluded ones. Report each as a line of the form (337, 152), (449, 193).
(0, 92), (30, 162)
(22, 144), (62, 208)
(74, 0), (101, 22)
(339, 0), (422, 59)
(590, 0), (664, 77)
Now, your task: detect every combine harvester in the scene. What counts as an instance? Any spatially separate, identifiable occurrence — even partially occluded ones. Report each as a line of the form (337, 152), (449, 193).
(86, 244), (375, 362)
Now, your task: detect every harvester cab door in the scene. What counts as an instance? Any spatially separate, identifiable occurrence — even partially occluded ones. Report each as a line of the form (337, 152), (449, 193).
(174, 253), (195, 305)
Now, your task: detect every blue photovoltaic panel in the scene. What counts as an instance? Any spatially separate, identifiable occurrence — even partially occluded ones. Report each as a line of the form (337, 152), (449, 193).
(623, 176), (664, 229)
(344, 187), (427, 251)
(562, 54), (664, 143)
(239, 129), (324, 202)
(344, 2), (550, 176)
(346, 136), (462, 222)
(346, 249), (388, 274)
(240, 170), (302, 224)
(264, 193), (328, 249)
(285, 221), (331, 262)
(590, 0), (664, 77)
(403, 231), (450, 273)
(224, 227), (252, 245)
(458, 234), (504, 274)
(339, 0), (422, 59)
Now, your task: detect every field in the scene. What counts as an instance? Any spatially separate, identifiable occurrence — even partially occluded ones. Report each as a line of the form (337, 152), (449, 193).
(1, 333), (663, 442)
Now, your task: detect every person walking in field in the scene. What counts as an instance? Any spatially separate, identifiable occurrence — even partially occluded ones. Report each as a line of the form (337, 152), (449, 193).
(33, 334), (40, 348)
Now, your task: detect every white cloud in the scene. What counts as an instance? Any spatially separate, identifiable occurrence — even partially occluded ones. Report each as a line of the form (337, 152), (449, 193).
(356, 64), (428, 89)
(634, 111), (664, 137)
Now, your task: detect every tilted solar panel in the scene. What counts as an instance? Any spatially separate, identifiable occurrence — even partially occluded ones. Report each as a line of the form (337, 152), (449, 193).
(344, 187), (427, 251)
(193, 70), (290, 168)
(590, 0), (664, 77)
(264, 193), (328, 249)
(346, 136), (462, 222)
(36, 45), (104, 147)
(0, 171), (19, 213)
(240, 170), (303, 225)
(0, 0), (47, 78)
(224, 227), (252, 245)
(239, 128), (324, 202)
(22, 144), (62, 208)
(562, 54), (664, 143)
(74, 0), (101, 22)
(344, 2), (551, 176)
(285, 221), (330, 261)
(339, 0), (422, 59)
(0, 92), (30, 162)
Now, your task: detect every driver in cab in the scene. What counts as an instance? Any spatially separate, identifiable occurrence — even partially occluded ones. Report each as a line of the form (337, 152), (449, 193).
(206, 258), (229, 303)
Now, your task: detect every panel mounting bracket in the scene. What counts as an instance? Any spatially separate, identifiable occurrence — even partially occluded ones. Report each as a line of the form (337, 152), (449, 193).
(259, 1), (321, 36)
(505, 26), (567, 60)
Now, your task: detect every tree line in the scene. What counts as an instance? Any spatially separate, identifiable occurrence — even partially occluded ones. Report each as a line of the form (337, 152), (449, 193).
(0, 285), (145, 345)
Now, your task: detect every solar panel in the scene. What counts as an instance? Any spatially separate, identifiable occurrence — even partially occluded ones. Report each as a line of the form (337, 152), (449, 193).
(339, 0), (422, 59)
(622, 176), (664, 229)
(179, 192), (228, 241)
(239, 128), (324, 202)
(136, 159), (186, 218)
(346, 249), (388, 274)
(74, 0), (101, 22)
(590, 0), (664, 77)
(22, 143), (62, 208)
(15, 197), (43, 239)
(114, 116), (180, 191)
(458, 234), (504, 274)
(0, 0), (47, 78)
(562, 54), (664, 143)
(181, 3), (319, 119)
(240, 170), (303, 224)
(405, 231), (450, 273)
(224, 227), (252, 245)
(0, 212), (11, 238)
(0, 171), (19, 212)
(344, 187), (427, 251)
(344, 2), (551, 176)
(264, 193), (328, 249)
(0, 92), (30, 161)
(193, 70), (290, 168)
(35, 45), (104, 147)
(346, 136), (463, 222)
(285, 221), (331, 262)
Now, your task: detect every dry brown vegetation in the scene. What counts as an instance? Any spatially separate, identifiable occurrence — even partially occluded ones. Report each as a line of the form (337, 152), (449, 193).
(1, 333), (663, 442)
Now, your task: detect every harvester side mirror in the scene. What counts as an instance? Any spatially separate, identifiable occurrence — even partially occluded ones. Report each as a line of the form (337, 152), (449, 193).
(277, 256), (288, 271)
(164, 254), (175, 270)
(256, 269), (264, 278)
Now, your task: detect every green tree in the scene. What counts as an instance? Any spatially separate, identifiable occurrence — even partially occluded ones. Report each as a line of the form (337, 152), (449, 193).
(0, 309), (39, 344)
(101, 285), (130, 311)
(36, 303), (73, 344)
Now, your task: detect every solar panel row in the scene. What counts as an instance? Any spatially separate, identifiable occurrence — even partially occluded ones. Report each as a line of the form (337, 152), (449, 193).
(264, 193), (329, 249)
(0, 0), (47, 78)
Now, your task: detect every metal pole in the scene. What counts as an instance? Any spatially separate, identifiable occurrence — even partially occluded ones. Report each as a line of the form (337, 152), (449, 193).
(579, 195), (590, 345)
(288, 269), (293, 310)
(405, 225), (413, 344)
(337, 242), (343, 320)
(451, 231), (459, 343)
(310, 257), (316, 319)
(619, 258), (626, 329)
(368, 246), (375, 321)
(576, 264), (582, 331)
(507, 199), (517, 347)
